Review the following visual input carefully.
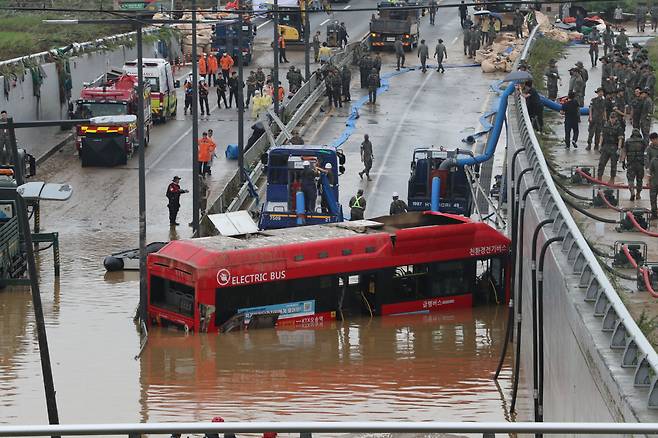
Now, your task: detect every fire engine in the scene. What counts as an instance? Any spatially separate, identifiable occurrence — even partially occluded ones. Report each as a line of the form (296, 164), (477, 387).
(75, 74), (152, 167)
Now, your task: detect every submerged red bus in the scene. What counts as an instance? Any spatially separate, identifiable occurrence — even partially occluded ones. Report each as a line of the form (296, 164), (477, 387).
(146, 212), (511, 333)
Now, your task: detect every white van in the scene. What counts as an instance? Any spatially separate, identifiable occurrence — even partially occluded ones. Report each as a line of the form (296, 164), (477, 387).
(123, 58), (179, 123)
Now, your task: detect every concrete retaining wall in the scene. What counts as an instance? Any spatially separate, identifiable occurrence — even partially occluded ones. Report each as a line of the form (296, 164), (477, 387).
(0, 34), (182, 160)
(506, 97), (657, 430)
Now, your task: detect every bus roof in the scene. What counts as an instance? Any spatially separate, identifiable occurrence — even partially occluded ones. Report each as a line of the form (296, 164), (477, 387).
(270, 144), (338, 153)
(149, 212), (510, 273)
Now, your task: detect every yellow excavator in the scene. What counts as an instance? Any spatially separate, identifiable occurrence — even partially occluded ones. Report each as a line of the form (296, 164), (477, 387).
(266, 0), (311, 43)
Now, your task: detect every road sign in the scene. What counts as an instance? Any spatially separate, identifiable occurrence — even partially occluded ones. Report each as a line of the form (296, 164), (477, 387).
(113, 0), (163, 12)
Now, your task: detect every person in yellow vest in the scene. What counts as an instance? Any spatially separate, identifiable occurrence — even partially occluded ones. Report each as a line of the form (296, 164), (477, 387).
(349, 189), (366, 220)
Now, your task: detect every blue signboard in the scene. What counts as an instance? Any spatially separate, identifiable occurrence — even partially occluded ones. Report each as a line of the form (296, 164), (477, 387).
(238, 300), (315, 321)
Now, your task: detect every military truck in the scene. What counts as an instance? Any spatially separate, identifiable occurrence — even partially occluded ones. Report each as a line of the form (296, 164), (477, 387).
(369, 0), (420, 51)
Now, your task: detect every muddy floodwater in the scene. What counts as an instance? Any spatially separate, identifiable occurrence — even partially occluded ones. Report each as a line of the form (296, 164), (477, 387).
(0, 232), (512, 426)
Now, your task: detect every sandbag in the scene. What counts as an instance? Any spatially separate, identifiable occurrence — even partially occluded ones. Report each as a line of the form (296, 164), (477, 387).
(481, 59), (497, 73)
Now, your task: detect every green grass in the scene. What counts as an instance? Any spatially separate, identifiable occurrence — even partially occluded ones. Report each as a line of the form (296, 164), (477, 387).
(526, 36), (567, 95)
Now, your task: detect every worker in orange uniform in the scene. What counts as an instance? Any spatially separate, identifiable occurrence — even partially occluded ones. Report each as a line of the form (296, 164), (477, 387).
(207, 52), (218, 87)
(198, 131), (213, 176)
(220, 52), (234, 82)
(278, 34), (289, 63)
(198, 53), (207, 78)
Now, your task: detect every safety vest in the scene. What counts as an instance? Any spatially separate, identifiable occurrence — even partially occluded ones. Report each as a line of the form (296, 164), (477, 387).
(351, 195), (364, 209)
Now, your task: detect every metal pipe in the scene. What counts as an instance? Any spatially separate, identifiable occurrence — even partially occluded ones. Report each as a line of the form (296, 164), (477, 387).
(530, 218), (555, 424)
(296, 191), (305, 225)
(537, 236), (564, 433)
(136, 22), (148, 327)
(273, 0), (280, 116)
(3, 421), (658, 436)
(191, 0), (200, 234)
(510, 217), (553, 413)
(431, 176), (440, 212)
(237, 12), (245, 183)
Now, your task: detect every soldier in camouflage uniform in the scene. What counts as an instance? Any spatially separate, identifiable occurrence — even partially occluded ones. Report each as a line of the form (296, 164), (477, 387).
(359, 54), (372, 89)
(544, 58), (560, 101)
(469, 24), (481, 58)
(587, 87), (606, 150)
(598, 112), (624, 182)
(463, 24), (471, 56)
(640, 88), (654, 139)
(630, 87), (644, 129)
(621, 128), (647, 200)
(646, 132), (658, 218)
(602, 26), (615, 57)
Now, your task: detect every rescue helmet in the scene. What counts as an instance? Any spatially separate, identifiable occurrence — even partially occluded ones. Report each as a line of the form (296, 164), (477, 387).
(303, 160), (310, 167)
(325, 163), (332, 169)
(392, 192), (399, 198)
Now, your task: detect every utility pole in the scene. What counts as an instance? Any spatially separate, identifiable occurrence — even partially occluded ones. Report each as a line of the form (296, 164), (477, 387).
(304, 4), (311, 82)
(191, 0), (200, 234)
(237, 12), (245, 182)
(136, 22), (147, 326)
(273, 0), (280, 116)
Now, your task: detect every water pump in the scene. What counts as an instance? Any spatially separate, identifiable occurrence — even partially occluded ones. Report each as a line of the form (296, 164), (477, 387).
(612, 241), (646, 268)
(592, 187), (618, 208)
(637, 264), (658, 292)
(616, 208), (651, 232)
(570, 166), (594, 184)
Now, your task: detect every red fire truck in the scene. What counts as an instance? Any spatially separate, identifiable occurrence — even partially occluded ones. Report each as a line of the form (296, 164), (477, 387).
(75, 74), (152, 167)
(146, 212), (511, 333)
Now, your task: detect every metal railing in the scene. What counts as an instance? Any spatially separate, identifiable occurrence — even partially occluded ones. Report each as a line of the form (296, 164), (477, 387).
(513, 27), (658, 410)
(2, 421), (658, 436)
(201, 37), (368, 234)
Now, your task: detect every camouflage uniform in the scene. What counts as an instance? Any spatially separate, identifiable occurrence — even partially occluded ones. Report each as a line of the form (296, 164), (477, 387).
(587, 94), (606, 150)
(545, 65), (560, 101)
(623, 130), (646, 199)
(598, 118), (624, 179)
(640, 94), (654, 139)
(646, 143), (658, 216)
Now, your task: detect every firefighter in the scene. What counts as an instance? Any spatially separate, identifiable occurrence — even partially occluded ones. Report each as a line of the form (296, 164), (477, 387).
(597, 112), (624, 182)
(349, 189), (367, 220)
(198, 53), (207, 79)
(198, 131), (214, 175)
(301, 160), (318, 213)
(207, 52), (218, 86)
(359, 134), (374, 181)
(278, 34), (289, 63)
(220, 52), (234, 82)
(166, 176), (188, 226)
(621, 128), (646, 201)
(216, 75), (228, 108)
(389, 192), (408, 215)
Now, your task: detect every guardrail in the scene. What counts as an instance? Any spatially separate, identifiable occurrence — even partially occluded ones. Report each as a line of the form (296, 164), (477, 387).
(2, 421), (658, 436)
(201, 37), (368, 235)
(513, 27), (658, 409)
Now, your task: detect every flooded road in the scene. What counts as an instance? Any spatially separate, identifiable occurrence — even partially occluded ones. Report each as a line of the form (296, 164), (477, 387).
(2, 254), (513, 424)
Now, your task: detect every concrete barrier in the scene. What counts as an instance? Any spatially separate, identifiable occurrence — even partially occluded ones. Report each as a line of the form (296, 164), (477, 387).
(507, 29), (658, 425)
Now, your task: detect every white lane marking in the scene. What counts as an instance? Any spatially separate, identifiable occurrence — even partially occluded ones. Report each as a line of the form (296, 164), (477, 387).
(320, 18), (331, 26)
(370, 70), (435, 190)
(257, 19), (272, 30)
(343, 4), (351, 9)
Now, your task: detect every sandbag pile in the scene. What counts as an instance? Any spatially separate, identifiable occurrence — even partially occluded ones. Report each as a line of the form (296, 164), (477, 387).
(476, 33), (524, 73)
(155, 11), (239, 56)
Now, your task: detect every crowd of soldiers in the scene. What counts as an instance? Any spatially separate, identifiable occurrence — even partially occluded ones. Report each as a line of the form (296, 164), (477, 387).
(540, 32), (658, 218)
(321, 63), (353, 108)
(357, 53), (383, 104)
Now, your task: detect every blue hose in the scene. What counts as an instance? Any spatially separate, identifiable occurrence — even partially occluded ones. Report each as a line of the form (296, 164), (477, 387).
(540, 95), (589, 115)
(456, 82), (516, 167)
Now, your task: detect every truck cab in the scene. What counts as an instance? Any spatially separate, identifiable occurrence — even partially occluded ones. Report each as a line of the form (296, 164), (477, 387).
(259, 145), (344, 230)
(123, 58), (178, 123)
(370, 0), (420, 51)
(407, 147), (474, 216)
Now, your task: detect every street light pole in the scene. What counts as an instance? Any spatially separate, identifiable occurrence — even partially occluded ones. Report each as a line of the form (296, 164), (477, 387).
(191, 0), (200, 234)
(136, 22), (148, 326)
(237, 12), (245, 183)
(304, 5), (310, 81)
(273, 0), (280, 116)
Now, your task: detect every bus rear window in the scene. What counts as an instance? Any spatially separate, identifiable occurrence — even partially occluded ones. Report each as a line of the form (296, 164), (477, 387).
(150, 276), (194, 318)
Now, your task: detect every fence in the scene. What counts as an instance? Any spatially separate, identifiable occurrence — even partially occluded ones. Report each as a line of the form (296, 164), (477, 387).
(512, 27), (658, 410)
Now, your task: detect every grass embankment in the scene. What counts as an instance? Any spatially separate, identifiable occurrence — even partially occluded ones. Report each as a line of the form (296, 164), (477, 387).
(0, 0), (134, 61)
